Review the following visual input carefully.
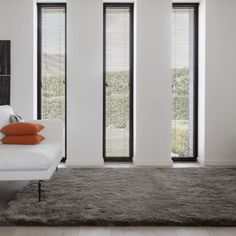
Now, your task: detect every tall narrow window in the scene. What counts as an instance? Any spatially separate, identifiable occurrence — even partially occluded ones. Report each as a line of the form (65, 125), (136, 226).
(38, 4), (66, 158)
(103, 4), (134, 161)
(172, 4), (198, 161)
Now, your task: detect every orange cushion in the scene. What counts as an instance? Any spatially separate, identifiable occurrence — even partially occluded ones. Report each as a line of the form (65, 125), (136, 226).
(1, 122), (44, 135)
(2, 134), (45, 145)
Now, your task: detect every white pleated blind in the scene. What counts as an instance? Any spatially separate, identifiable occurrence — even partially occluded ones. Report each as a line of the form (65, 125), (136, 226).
(106, 7), (130, 72)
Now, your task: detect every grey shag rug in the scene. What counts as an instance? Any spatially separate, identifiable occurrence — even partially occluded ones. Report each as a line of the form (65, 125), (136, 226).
(1, 168), (236, 226)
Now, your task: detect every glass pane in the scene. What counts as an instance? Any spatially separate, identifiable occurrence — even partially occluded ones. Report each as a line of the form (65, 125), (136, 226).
(41, 7), (65, 122)
(172, 7), (195, 158)
(40, 6), (66, 156)
(105, 6), (131, 157)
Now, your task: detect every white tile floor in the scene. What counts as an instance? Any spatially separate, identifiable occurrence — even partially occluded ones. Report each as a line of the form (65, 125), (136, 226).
(103, 161), (203, 168)
(0, 227), (236, 236)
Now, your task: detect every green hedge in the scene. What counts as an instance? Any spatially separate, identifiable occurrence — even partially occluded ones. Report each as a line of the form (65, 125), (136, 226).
(42, 68), (190, 156)
(42, 76), (65, 121)
(171, 124), (189, 156)
(105, 71), (129, 128)
(172, 68), (189, 120)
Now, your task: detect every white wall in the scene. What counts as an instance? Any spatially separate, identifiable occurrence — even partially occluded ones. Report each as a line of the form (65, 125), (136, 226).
(198, 0), (206, 164)
(0, 0), (35, 120)
(134, 0), (172, 166)
(2, 0), (236, 167)
(0, 0), (172, 167)
(201, 0), (236, 166)
(66, 0), (104, 166)
(65, 0), (173, 167)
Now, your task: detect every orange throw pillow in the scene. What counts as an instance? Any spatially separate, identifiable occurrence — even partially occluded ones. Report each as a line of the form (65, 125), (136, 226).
(1, 122), (44, 135)
(2, 134), (45, 145)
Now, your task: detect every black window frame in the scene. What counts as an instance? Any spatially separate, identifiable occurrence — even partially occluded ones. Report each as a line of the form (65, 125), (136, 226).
(172, 3), (199, 162)
(37, 3), (67, 162)
(103, 3), (134, 162)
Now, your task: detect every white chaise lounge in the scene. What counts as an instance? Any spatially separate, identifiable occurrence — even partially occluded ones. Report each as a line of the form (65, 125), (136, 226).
(0, 106), (63, 201)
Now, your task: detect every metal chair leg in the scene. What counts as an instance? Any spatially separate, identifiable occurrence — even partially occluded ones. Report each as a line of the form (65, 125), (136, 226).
(38, 180), (43, 202)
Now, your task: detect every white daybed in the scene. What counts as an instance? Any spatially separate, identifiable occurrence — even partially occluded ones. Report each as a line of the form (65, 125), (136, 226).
(0, 106), (63, 201)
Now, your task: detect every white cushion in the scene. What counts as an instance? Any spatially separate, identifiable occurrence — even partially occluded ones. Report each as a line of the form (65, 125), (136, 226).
(0, 105), (14, 142)
(0, 141), (62, 171)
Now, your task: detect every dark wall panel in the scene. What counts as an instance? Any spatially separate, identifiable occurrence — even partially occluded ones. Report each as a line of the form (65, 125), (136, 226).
(0, 40), (10, 105)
